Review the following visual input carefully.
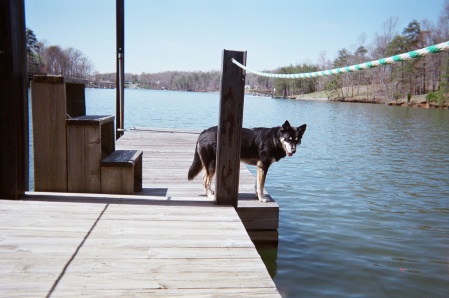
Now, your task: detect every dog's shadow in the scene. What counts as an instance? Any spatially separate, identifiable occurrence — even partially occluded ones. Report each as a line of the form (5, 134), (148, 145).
(196, 192), (274, 203)
(139, 188), (168, 196)
(238, 193), (274, 203)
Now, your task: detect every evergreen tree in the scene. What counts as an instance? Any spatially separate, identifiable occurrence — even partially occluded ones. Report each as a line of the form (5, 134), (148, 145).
(26, 28), (40, 72)
(433, 54), (449, 105)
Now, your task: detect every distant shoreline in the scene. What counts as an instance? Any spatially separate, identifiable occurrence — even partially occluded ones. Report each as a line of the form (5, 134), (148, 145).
(295, 95), (449, 109)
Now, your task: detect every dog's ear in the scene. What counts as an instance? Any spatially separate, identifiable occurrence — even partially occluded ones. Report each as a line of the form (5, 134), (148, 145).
(282, 120), (291, 130)
(297, 124), (307, 136)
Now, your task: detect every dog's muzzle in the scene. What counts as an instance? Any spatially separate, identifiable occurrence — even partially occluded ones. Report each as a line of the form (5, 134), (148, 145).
(283, 141), (296, 157)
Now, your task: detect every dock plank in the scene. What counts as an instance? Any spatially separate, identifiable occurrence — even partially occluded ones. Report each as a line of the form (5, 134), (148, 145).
(117, 128), (279, 230)
(0, 198), (279, 297)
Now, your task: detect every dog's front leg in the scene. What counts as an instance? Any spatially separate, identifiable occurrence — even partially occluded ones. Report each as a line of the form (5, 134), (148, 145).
(256, 163), (268, 203)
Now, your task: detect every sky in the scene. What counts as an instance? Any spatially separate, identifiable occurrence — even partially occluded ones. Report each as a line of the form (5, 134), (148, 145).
(25, 0), (446, 74)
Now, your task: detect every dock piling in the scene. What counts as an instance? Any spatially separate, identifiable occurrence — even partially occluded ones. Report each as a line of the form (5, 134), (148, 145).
(215, 50), (247, 207)
(115, 0), (125, 140)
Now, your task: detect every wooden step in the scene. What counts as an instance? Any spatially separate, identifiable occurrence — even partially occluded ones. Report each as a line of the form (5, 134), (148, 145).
(100, 150), (143, 194)
(66, 115), (115, 193)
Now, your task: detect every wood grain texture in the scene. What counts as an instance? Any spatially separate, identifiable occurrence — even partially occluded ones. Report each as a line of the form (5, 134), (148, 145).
(67, 124), (102, 193)
(30, 79), (88, 193)
(0, 198), (280, 297)
(100, 150), (143, 194)
(0, 0), (28, 199)
(215, 50), (247, 207)
(115, 129), (279, 230)
(101, 149), (142, 167)
(0, 130), (280, 297)
(101, 166), (134, 194)
(31, 82), (68, 192)
(67, 116), (115, 193)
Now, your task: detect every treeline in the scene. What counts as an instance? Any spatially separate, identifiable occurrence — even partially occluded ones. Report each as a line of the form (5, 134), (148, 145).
(314, 16), (449, 104)
(252, 6), (449, 104)
(92, 71), (221, 91)
(27, 0), (449, 104)
(97, 10), (449, 104)
(26, 29), (93, 79)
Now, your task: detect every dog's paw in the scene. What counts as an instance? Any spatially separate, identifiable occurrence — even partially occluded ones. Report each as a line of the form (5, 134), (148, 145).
(206, 190), (215, 199)
(258, 195), (268, 203)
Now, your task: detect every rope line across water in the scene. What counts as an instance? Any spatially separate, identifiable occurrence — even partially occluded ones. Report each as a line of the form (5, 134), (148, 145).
(232, 41), (449, 79)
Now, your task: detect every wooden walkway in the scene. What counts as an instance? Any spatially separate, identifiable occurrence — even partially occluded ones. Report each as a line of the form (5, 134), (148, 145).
(117, 128), (279, 235)
(0, 128), (280, 297)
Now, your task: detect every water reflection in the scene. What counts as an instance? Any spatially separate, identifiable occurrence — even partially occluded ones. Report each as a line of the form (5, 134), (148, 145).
(253, 238), (279, 278)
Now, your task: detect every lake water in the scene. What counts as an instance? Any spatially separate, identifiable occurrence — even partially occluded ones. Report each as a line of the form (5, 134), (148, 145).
(32, 88), (449, 297)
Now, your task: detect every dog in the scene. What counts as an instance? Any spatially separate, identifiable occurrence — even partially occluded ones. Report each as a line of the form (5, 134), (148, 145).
(188, 120), (306, 202)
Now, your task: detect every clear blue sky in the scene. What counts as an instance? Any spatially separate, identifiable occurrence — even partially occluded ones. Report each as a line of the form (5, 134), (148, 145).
(25, 0), (446, 74)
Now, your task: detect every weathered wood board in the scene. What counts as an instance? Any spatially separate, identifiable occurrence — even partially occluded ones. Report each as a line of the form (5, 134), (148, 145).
(1, 128), (281, 296)
(31, 76), (88, 192)
(66, 115), (115, 193)
(31, 82), (68, 192)
(116, 128), (279, 231)
(0, 199), (280, 297)
(101, 150), (143, 194)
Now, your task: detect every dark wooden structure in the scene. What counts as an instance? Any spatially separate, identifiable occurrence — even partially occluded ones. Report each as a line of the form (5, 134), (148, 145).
(0, 0), (28, 199)
(116, 0), (125, 139)
(31, 76), (87, 192)
(215, 50), (247, 207)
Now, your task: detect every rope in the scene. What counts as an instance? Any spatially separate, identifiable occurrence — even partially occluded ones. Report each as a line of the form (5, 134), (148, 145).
(232, 41), (449, 79)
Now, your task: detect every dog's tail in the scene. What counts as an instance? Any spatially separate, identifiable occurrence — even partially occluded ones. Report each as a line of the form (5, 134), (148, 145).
(188, 144), (203, 180)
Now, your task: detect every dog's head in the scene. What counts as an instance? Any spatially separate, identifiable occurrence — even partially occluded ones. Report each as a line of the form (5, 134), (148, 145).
(279, 120), (307, 157)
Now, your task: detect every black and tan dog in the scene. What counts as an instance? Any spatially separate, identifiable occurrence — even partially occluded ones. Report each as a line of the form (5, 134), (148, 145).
(188, 120), (306, 202)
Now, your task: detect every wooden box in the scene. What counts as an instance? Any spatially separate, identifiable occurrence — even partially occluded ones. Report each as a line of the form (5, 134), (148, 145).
(66, 115), (115, 193)
(101, 150), (143, 194)
(31, 76), (86, 192)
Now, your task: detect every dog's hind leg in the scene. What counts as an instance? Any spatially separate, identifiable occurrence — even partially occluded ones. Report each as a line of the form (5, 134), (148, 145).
(202, 161), (215, 199)
(202, 172), (214, 198)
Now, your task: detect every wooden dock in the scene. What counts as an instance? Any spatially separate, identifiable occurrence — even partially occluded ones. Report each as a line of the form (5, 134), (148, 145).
(0, 128), (280, 297)
(116, 128), (279, 236)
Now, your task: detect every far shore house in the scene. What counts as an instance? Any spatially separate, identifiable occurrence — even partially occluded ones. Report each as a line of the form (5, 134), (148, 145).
(97, 79), (115, 89)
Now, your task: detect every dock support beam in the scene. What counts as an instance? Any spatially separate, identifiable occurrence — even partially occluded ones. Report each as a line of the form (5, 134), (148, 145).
(116, 0), (125, 139)
(0, 0), (28, 199)
(215, 50), (247, 207)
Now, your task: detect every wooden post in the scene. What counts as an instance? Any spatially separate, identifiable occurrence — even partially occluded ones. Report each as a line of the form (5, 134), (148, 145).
(116, 0), (125, 139)
(215, 50), (247, 207)
(0, 0), (28, 199)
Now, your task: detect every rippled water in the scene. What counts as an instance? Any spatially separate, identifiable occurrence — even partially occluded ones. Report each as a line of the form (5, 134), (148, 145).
(35, 89), (449, 297)
(266, 101), (449, 297)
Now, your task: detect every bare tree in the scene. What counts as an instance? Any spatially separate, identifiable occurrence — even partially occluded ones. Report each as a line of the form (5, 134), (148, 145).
(373, 17), (399, 58)
(317, 51), (331, 92)
(44, 45), (65, 75)
(437, 0), (449, 41)
(64, 47), (82, 77)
